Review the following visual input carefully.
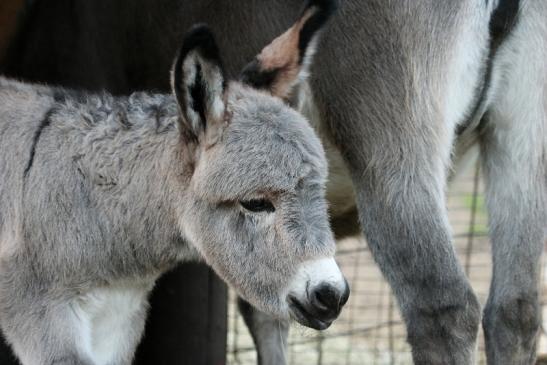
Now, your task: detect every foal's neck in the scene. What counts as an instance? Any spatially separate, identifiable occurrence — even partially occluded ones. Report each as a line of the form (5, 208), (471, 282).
(57, 90), (198, 274)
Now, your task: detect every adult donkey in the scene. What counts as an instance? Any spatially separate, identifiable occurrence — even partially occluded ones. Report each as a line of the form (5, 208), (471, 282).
(2, 0), (546, 364)
(0, 3), (350, 364)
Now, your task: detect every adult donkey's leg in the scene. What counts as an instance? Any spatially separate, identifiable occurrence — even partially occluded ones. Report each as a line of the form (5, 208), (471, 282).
(480, 2), (547, 364)
(310, 1), (494, 363)
(346, 128), (481, 364)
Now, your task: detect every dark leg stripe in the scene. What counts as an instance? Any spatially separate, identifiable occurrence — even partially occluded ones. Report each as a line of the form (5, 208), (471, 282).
(24, 107), (55, 177)
(490, 0), (520, 49)
(456, 0), (520, 135)
(297, 0), (339, 64)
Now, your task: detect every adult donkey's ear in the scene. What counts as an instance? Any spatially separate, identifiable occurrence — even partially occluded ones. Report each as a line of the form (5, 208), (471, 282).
(172, 24), (226, 141)
(240, 0), (338, 100)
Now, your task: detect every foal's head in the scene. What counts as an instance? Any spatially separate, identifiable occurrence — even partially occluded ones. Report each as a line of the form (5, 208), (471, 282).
(174, 0), (348, 329)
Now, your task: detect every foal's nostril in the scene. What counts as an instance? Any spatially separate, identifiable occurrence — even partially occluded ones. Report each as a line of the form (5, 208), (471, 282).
(312, 284), (344, 314)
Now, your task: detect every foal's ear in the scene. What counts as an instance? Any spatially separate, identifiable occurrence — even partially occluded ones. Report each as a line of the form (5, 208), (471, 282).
(240, 0), (338, 100)
(171, 24), (226, 140)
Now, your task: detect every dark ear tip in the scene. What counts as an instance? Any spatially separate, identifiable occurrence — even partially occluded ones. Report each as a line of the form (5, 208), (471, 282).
(180, 23), (221, 62)
(185, 23), (214, 39)
(304, 0), (340, 19)
(296, 0), (338, 60)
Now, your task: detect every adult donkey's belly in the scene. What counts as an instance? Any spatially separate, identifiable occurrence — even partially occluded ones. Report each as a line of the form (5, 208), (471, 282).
(298, 82), (359, 239)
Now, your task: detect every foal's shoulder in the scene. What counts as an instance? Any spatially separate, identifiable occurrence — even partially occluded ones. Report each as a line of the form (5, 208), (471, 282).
(0, 77), (178, 133)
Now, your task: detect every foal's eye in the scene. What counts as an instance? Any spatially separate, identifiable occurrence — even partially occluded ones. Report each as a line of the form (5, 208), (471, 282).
(240, 199), (275, 213)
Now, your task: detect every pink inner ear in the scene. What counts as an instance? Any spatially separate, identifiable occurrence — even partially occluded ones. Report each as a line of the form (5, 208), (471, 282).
(258, 29), (299, 71)
(255, 9), (315, 98)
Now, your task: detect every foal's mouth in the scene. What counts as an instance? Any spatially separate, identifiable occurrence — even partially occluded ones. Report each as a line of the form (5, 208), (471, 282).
(287, 295), (333, 330)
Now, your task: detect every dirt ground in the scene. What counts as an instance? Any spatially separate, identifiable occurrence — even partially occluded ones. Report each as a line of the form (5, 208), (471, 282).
(227, 166), (547, 365)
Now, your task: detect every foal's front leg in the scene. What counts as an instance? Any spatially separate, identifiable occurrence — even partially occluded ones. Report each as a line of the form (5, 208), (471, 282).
(1, 281), (149, 365)
(2, 302), (95, 365)
(238, 298), (289, 365)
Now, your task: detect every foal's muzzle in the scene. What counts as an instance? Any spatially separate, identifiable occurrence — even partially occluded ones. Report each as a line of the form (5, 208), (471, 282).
(287, 258), (350, 330)
(288, 280), (350, 330)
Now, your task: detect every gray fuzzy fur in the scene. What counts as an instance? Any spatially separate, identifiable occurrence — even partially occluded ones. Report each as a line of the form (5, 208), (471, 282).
(1, 0), (545, 363)
(0, 72), (335, 363)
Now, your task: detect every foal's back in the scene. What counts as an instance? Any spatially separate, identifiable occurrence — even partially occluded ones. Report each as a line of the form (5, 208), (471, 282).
(0, 78), (183, 275)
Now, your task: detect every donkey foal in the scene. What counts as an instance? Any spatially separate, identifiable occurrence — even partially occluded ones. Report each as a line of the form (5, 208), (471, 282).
(0, 12), (348, 365)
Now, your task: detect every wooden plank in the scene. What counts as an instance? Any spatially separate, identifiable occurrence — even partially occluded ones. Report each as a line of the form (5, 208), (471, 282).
(0, 0), (25, 59)
(135, 263), (227, 365)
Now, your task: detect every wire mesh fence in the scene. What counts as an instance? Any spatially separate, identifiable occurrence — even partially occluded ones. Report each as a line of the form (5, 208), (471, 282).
(227, 162), (547, 364)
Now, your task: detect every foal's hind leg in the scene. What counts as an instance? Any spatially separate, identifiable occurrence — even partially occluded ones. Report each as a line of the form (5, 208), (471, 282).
(238, 298), (289, 365)
(480, 3), (547, 363)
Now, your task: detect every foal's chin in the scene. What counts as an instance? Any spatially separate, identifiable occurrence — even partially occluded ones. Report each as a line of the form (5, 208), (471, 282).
(287, 298), (334, 330)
